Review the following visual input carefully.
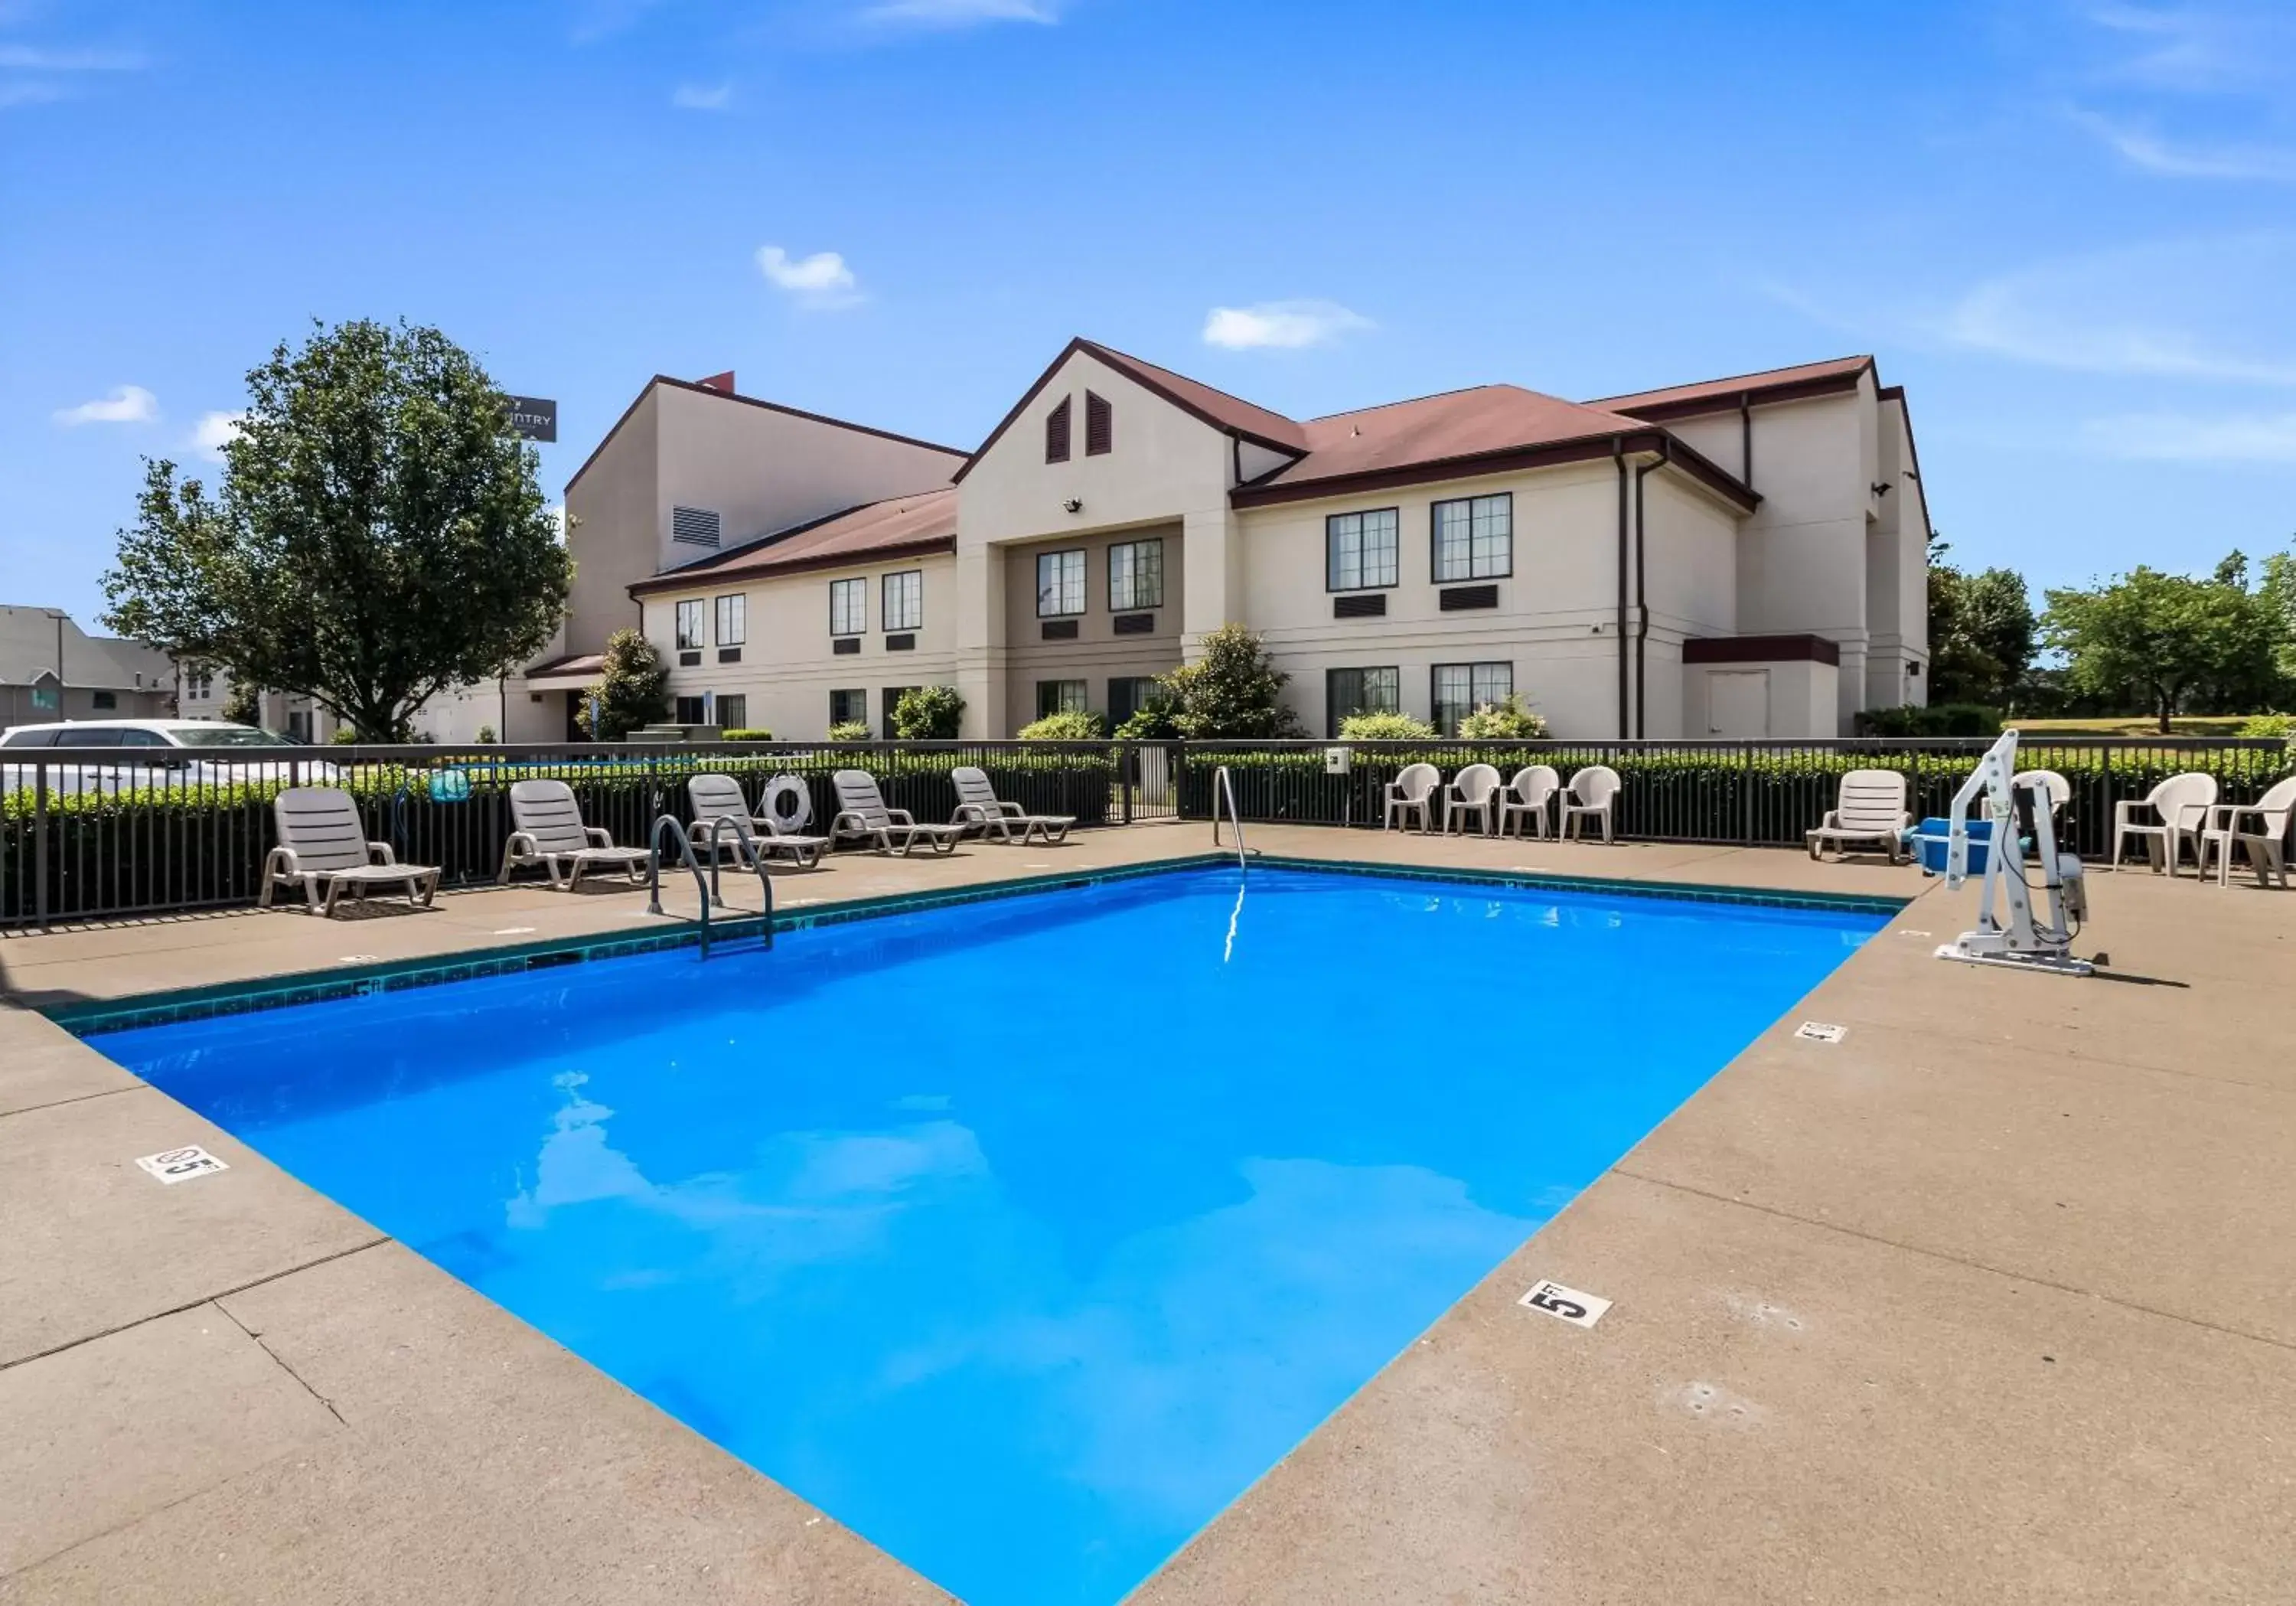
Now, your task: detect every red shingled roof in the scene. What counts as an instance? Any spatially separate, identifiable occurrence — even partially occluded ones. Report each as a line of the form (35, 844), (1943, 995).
(628, 488), (957, 596)
(1078, 341), (1309, 453)
(1590, 356), (1874, 420)
(1249, 386), (1655, 493)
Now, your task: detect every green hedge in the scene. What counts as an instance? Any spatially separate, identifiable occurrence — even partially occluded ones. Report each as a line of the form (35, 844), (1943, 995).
(1, 746), (1115, 923)
(1179, 741), (2292, 860)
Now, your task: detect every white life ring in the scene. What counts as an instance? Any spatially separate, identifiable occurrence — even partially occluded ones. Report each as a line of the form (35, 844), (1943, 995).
(760, 774), (813, 832)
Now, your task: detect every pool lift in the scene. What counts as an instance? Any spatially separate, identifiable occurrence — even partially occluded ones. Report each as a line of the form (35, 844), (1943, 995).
(1935, 730), (2092, 978)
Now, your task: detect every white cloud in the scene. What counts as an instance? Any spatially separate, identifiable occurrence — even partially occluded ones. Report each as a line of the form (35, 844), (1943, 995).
(54, 384), (156, 426)
(2082, 410), (2296, 461)
(191, 410), (245, 459)
(1926, 234), (2296, 385)
(756, 245), (863, 309)
(2068, 107), (2296, 180)
(2079, 2), (2292, 93)
(670, 81), (731, 110)
(1200, 300), (1373, 351)
(857, 0), (1059, 28)
(0, 44), (145, 71)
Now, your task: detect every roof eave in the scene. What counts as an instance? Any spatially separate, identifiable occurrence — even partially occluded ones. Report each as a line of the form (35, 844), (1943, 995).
(1603, 358), (1875, 424)
(1229, 429), (1758, 513)
(627, 534), (957, 597)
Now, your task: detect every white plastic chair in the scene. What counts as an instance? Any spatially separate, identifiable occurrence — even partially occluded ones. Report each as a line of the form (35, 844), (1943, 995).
(2012, 769), (2072, 824)
(499, 779), (652, 889)
(1383, 762), (1440, 833)
(2110, 772), (2217, 876)
(260, 787), (440, 916)
(1499, 765), (1560, 840)
(2199, 775), (2296, 889)
(1440, 763), (1502, 837)
(1561, 765), (1622, 844)
(1806, 769), (1911, 863)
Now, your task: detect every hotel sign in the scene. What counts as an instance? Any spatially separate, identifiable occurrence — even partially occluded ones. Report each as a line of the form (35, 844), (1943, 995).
(507, 396), (557, 442)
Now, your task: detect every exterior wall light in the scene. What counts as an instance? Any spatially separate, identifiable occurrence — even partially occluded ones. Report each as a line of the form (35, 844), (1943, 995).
(1062, 498), (1083, 514)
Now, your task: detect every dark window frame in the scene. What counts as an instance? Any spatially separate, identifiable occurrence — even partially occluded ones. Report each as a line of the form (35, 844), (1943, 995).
(882, 569), (923, 633)
(1430, 661), (1514, 736)
(1326, 508), (1402, 592)
(1430, 492), (1514, 583)
(713, 592), (746, 647)
(829, 576), (866, 638)
(1325, 665), (1401, 738)
(1107, 537), (1164, 612)
(1035, 678), (1088, 720)
(674, 598), (706, 651)
(1036, 548), (1087, 618)
(716, 693), (748, 731)
(829, 687), (867, 728)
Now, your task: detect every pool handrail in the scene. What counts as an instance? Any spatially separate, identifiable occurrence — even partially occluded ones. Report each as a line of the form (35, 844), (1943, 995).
(646, 812), (715, 958)
(1211, 764), (1257, 871)
(700, 812), (775, 947)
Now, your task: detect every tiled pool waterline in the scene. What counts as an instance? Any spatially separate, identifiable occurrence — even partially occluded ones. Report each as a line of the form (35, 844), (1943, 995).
(91, 863), (1888, 1606)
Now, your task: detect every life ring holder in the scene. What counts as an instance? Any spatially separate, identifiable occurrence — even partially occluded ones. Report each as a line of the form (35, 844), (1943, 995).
(759, 774), (813, 833)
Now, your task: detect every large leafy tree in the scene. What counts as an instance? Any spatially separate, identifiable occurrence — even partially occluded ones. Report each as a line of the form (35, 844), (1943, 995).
(576, 628), (670, 741)
(1926, 538), (2036, 707)
(103, 319), (572, 740)
(2042, 554), (2284, 732)
(1149, 623), (1305, 739)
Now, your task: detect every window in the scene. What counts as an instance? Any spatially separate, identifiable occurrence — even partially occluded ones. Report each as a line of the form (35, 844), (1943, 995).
(184, 665), (214, 700)
(671, 506), (721, 548)
(676, 599), (706, 650)
(1045, 396), (1071, 463)
(1325, 666), (1399, 737)
(675, 695), (706, 725)
(92, 690), (117, 710)
(830, 688), (867, 728)
(0, 728), (60, 747)
(714, 594), (745, 647)
(1107, 538), (1163, 612)
(882, 570), (922, 632)
(1108, 676), (1159, 729)
(1327, 508), (1400, 590)
(1085, 390), (1113, 455)
(716, 694), (747, 730)
(881, 687), (918, 740)
(1432, 492), (1512, 581)
(1037, 549), (1086, 616)
(1433, 661), (1513, 735)
(1036, 679), (1088, 719)
(830, 577), (866, 636)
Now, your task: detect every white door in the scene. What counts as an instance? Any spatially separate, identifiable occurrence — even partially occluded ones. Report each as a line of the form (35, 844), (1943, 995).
(1707, 670), (1769, 737)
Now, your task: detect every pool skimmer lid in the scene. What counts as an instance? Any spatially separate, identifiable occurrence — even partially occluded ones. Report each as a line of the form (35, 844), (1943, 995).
(135, 1146), (229, 1184)
(1795, 1021), (1848, 1044)
(1521, 1280), (1609, 1328)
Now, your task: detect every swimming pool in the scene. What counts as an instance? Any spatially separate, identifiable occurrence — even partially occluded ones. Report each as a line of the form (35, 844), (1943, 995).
(93, 863), (1887, 1605)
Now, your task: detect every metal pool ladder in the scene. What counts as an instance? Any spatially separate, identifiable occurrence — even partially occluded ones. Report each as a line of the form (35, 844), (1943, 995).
(646, 814), (775, 958)
(1211, 765), (1257, 872)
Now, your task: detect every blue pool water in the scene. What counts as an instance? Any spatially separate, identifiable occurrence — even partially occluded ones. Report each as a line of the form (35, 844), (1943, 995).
(96, 866), (1885, 1604)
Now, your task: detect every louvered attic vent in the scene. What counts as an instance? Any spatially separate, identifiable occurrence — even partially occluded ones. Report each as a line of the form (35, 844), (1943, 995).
(1045, 397), (1072, 463)
(671, 506), (722, 547)
(1085, 391), (1113, 456)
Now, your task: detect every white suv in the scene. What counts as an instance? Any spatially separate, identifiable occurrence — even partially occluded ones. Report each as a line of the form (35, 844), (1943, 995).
(0, 720), (336, 795)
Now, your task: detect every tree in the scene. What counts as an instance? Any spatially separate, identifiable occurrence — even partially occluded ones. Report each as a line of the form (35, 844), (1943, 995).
(1149, 623), (1304, 739)
(892, 685), (964, 739)
(2042, 556), (2282, 733)
(576, 628), (670, 740)
(220, 678), (262, 727)
(102, 319), (571, 740)
(1926, 538), (2036, 708)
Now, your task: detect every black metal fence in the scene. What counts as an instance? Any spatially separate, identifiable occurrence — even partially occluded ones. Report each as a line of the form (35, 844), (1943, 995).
(0, 739), (1149, 929)
(1174, 737), (2294, 863)
(2, 734), (2285, 929)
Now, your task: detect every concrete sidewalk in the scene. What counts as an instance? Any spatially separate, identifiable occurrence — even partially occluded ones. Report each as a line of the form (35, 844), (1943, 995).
(2, 823), (2289, 1604)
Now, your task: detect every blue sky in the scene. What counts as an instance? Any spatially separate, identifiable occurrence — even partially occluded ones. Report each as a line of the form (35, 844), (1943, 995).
(5, 0), (2294, 625)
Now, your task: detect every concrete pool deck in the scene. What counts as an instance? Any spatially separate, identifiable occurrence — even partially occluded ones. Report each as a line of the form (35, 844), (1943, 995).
(2, 823), (2291, 1602)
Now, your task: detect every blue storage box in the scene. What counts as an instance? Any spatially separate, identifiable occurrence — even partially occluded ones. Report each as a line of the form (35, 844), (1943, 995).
(1913, 816), (1991, 876)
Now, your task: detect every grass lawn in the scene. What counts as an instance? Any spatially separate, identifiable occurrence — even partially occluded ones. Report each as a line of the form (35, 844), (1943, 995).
(2005, 715), (2265, 737)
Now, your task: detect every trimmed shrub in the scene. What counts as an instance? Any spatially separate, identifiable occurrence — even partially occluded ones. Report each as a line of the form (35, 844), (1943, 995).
(722, 727), (775, 742)
(2237, 713), (2293, 739)
(1857, 703), (2000, 737)
(1019, 709), (1106, 740)
(827, 721), (872, 743)
(1455, 694), (1548, 739)
(1339, 711), (1437, 740)
(892, 685), (964, 740)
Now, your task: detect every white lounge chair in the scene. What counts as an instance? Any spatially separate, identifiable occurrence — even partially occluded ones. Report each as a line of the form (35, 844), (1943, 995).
(498, 779), (652, 889)
(1560, 765), (1622, 843)
(2199, 775), (2296, 889)
(1806, 769), (1910, 863)
(686, 773), (829, 869)
(950, 765), (1074, 844)
(1498, 765), (1560, 839)
(1383, 762), (1440, 833)
(2109, 772), (2217, 876)
(1440, 763), (1503, 837)
(831, 770), (964, 856)
(261, 787), (440, 916)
